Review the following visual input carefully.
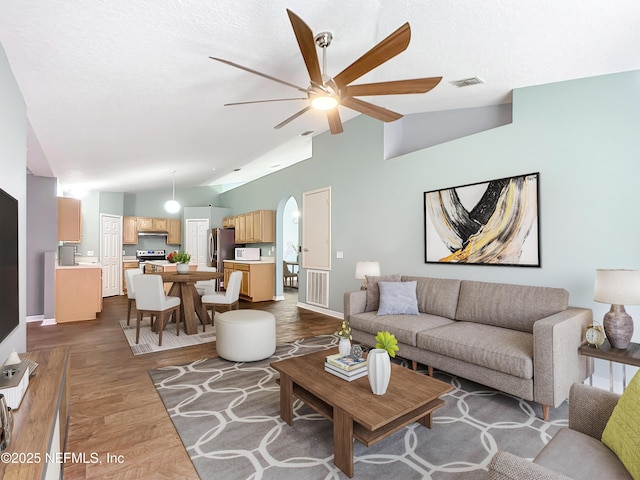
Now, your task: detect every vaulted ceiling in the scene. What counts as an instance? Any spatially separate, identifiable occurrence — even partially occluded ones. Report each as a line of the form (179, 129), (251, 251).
(1, 1), (639, 194)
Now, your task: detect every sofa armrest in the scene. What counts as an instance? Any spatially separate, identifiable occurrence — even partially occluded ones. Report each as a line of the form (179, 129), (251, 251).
(344, 290), (367, 319)
(488, 451), (573, 480)
(568, 383), (619, 440)
(533, 307), (592, 408)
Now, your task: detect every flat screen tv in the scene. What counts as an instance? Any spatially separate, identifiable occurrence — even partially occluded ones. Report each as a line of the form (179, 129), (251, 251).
(0, 188), (19, 344)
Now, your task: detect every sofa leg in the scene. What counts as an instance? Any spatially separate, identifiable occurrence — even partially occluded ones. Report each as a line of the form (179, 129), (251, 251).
(428, 366), (434, 377)
(541, 404), (549, 421)
(412, 360), (417, 371)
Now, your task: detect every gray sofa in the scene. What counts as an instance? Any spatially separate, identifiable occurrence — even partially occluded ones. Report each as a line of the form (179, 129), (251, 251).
(344, 276), (593, 419)
(488, 383), (631, 479)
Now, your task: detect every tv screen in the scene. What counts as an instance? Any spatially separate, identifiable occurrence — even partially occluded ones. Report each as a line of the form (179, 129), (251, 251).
(0, 188), (19, 344)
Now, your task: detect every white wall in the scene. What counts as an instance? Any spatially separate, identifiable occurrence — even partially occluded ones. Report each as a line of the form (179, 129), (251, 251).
(0, 44), (27, 359)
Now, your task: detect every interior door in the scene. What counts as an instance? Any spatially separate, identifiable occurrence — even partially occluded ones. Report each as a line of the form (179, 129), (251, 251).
(185, 219), (209, 266)
(100, 214), (122, 297)
(302, 186), (331, 270)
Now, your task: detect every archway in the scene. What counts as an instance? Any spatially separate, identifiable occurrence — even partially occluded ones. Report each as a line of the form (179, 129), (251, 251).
(275, 195), (300, 300)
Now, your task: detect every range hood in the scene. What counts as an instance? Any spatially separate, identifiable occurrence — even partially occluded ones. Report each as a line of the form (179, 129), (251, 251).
(137, 232), (168, 237)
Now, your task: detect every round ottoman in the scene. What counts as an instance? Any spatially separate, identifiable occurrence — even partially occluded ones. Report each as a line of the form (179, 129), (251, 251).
(216, 310), (276, 362)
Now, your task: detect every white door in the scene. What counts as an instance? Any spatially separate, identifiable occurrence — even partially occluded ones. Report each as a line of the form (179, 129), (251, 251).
(185, 219), (209, 266)
(302, 187), (331, 270)
(100, 214), (122, 297)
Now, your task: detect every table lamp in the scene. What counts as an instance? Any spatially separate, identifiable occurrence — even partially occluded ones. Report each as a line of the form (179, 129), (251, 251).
(355, 261), (380, 290)
(593, 269), (640, 349)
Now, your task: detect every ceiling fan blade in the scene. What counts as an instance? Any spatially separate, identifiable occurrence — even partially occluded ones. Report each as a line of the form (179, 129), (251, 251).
(210, 57), (308, 93)
(224, 98), (307, 106)
(286, 9), (323, 85)
(341, 97), (403, 122)
(345, 77), (442, 96)
(274, 105), (312, 130)
(333, 23), (411, 88)
(327, 110), (343, 134)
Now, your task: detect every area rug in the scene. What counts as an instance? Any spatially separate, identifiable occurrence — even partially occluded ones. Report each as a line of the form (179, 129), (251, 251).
(119, 316), (216, 355)
(149, 335), (568, 479)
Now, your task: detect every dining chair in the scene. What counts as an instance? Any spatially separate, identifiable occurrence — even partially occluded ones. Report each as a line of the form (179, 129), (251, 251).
(133, 274), (181, 346)
(283, 261), (298, 289)
(202, 271), (242, 324)
(124, 267), (144, 325)
(195, 265), (218, 295)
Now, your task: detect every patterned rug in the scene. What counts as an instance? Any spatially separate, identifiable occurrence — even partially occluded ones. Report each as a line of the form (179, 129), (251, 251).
(118, 316), (216, 355)
(149, 335), (568, 479)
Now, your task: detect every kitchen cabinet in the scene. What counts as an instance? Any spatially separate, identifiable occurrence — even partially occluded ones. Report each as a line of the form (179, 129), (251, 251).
(137, 217), (168, 232)
(123, 216), (138, 244)
(55, 264), (102, 322)
(122, 259), (140, 294)
(223, 210), (275, 244)
(235, 214), (247, 243)
(222, 216), (235, 228)
(224, 261), (274, 302)
(57, 197), (82, 242)
(167, 218), (181, 245)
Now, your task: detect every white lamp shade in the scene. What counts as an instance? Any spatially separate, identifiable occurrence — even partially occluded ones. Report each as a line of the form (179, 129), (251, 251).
(594, 269), (640, 305)
(164, 199), (181, 213)
(355, 261), (380, 280)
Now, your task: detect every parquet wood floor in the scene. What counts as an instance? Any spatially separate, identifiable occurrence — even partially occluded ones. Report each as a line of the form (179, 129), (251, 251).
(27, 290), (340, 479)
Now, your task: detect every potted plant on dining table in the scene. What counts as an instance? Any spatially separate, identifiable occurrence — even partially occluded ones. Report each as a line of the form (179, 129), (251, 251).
(168, 251), (191, 274)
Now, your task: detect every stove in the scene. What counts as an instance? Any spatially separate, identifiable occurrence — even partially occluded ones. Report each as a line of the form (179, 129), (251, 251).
(136, 249), (166, 273)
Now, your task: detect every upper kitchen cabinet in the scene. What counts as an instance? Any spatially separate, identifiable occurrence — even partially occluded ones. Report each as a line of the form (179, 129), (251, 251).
(167, 219), (181, 245)
(122, 216), (138, 244)
(137, 217), (167, 232)
(57, 197), (82, 243)
(224, 210), (275, 244)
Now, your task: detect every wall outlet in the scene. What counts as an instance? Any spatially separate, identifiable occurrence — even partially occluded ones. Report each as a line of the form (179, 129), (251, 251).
(87, 250), (94, 256)
(336, 251), (344, 259)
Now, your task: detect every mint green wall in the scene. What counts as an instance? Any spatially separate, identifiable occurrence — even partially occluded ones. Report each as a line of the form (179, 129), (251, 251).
(218, 70), (640, 342)
(0, 44), (27, 358)
(123, 186), (222, 217)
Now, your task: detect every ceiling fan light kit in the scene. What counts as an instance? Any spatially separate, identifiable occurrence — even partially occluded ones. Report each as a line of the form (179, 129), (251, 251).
(211, 9), (442, 134)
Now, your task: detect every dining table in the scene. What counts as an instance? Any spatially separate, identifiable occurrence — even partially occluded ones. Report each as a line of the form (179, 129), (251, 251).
(158, 270), (224, 335)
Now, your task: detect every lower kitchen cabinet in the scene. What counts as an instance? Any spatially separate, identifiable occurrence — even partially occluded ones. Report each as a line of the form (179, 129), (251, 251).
(122, 260), (140, 294)
(223, 261), (274, 302)
(55, 265), (103, 322)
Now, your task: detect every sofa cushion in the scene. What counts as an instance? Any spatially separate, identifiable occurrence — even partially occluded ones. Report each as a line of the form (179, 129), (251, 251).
(402, 276), (461, 318)
(349, 311), (454, 347)
(377, 281), (419, 316)
(534, 427), (632, 479)
(455, 280), (569, 333)
(602, 370), (640, 478)
(417, 322), (534, 379)
(365, 274), (401, 311)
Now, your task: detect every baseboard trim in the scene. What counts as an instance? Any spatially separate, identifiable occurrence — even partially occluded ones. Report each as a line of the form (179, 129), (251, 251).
(41, 318), (58, 326)
(296, 302), (343, 319)
(26, 315), (44, 323)
(273, 295), (285, 301)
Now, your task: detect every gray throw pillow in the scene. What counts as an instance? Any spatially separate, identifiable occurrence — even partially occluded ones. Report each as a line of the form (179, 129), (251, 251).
(377, 281), (419, 316)
(365, 274), (401, 312)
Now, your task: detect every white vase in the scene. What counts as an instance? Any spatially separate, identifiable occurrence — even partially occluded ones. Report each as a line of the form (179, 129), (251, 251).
(367, 349), (391, 395)
(338, 337), (351, 356)
(176, 263), (189, 274)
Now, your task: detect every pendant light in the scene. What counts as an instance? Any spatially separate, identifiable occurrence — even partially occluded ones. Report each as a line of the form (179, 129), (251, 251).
(164, 170), (181, 213)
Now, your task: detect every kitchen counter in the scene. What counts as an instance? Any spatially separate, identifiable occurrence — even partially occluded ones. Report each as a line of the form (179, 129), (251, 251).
(56, 261), (102, 269)
(224, 258), (275, 265)
(55, 263), (103, 322)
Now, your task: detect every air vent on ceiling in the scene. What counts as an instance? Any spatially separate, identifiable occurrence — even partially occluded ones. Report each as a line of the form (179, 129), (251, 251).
(452, 76), (485, 87)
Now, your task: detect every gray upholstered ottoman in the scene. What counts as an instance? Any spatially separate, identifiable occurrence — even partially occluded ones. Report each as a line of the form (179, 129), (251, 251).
(216, 310), (276, 362)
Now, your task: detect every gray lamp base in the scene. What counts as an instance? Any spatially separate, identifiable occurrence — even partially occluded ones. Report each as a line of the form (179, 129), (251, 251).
(603, 304), (634, 349)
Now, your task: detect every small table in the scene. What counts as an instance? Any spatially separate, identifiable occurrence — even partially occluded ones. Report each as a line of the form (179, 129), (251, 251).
(158, 271), (224, 335)
(578, 340), (640, 392)
(271, 348), (453, 478)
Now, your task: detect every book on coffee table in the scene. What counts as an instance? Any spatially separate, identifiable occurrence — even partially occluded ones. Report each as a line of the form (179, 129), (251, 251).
(324, 363), (368, 382)
(326, 353), (367, 371)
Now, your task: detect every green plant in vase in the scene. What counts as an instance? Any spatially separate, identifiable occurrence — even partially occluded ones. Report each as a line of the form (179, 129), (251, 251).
(337, 320), (352, 356)
(168, 251), (191, 264)
(375, 331), (399, 358)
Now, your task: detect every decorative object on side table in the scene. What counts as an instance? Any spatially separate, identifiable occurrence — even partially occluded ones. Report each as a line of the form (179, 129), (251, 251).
(594, 269), (640, 349)
(585, 320), (606, 347)
(368, 331), (399, 395)
(337, 320), (352, 356)
(168, 251), (191, 274)
(324, 353), (368, 382)
(355, 261), (380, 289)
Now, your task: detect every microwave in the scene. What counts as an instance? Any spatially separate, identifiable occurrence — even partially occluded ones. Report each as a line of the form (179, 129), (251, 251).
(235, 247), (260, 261)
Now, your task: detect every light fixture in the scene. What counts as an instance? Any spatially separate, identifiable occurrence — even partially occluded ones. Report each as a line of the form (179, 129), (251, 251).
(593, 269), (640, 349)
(355, 261), (381, 290)
(311, 94), (338, 111)
(164, 171), (180, 214)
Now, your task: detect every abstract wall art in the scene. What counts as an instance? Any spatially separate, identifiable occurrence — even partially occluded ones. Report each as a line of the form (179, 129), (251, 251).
(424, 172), (540, 267)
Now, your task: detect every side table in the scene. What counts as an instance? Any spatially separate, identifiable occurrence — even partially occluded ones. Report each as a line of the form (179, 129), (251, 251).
(578, 340), (640, 392)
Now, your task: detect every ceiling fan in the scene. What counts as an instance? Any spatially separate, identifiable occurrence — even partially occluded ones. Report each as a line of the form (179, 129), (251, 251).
(210, 9), (442, 134)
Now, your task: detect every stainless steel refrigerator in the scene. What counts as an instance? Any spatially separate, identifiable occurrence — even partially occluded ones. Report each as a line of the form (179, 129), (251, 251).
(208, 228), (235, 272)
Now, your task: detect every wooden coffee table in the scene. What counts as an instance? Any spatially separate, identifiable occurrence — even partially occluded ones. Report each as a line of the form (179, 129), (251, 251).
(271, 348), (453, 478)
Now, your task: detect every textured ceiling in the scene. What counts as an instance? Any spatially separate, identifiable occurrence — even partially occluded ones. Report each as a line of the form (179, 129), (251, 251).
(1, 1), (639, 194)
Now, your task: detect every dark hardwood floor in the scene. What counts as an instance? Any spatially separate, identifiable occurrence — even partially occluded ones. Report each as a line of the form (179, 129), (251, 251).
(27, 290), (340, 479)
